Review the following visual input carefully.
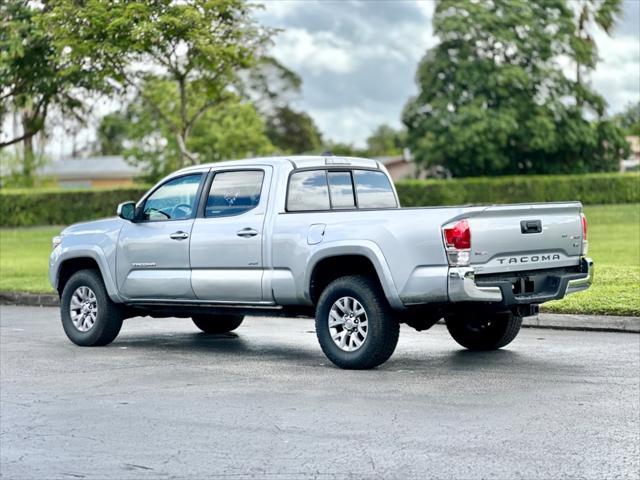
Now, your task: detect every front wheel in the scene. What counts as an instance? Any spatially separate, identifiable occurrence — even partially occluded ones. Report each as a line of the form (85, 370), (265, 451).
(315, 275), (399, 370)
(445, 311), (522, 351)
(192, 315), (244, 334)
(60, 269), (123, 346)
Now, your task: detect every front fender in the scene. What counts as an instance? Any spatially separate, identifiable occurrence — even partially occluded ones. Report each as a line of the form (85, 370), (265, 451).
(304, 241), (404, 310)
(50, 245), (122, 303)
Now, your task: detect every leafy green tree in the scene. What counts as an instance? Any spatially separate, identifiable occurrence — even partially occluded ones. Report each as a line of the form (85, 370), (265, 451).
(188, 101), (274, 161)
(0, 2), (95, 185)
(244, 57), (303, 114)
(614, 102), (640, 136)
(319, 142), (365, 157)
(96, 112), (131, 155)
(49, 0), (272, 169)
(265, 106), (322, 154)
(403, 0), (629, 177)
(108, 79), (274, 181)
(365, 125), (406, 157)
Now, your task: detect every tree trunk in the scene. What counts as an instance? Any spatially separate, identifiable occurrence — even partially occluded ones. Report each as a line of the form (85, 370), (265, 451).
(175, 132), (198, 167)
(21, 111), (35, 187)
(178, 76), (187, 168)
(576, 6), (586, 109)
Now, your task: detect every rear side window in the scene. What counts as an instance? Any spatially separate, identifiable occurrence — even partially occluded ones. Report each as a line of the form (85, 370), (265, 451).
(353, 170), (397, 208)
(287, 170), (330, 211)
(205, 170), (264, 218)
(286, 168), (397, 211)
(327, 171), (356, 209)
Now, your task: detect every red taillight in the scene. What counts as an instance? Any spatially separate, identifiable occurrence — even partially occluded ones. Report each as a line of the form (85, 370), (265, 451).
(581, 213), (588, 241)
(443, 219), (471, 250)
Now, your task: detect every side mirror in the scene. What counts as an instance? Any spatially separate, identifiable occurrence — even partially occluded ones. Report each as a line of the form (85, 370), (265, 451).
(117, 201), (137, 221)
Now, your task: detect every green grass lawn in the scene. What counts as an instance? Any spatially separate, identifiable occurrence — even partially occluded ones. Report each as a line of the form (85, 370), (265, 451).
(0, 226), (61, 294)
(542, 203), (639, 316)
(1, 203), (638, 316)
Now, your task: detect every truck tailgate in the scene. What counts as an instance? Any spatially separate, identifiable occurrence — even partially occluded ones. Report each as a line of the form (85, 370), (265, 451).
(468, 202), (584, 274)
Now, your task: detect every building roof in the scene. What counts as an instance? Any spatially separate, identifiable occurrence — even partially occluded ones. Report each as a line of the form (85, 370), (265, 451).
(374, 155), (408, 167)
(39, 155), (143, 180)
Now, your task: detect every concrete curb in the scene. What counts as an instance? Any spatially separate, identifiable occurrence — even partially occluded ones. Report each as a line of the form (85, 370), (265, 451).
(1, 291), (638, 333)
(0, 292), (59, 307)
(525, 313), (640, 333)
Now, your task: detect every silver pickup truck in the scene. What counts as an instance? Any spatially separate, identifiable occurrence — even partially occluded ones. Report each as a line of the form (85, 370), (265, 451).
(49, 156), (593, 369)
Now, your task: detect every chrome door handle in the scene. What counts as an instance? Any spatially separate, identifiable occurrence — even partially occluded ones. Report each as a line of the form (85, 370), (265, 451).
(236, 228), (258, 238)
(169, 231), (189, 240)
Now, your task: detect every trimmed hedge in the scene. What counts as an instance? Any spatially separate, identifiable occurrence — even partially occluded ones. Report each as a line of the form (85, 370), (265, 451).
(1, 173), (638, 227)
(0, 187), (148, 227)
(396, 172), (639, 207)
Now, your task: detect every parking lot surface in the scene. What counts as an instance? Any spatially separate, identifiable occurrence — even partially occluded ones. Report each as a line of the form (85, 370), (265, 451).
(1, 305), (639, 479)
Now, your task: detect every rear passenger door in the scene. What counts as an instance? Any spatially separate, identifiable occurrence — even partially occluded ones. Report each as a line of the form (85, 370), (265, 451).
(189, 167), (272, 303)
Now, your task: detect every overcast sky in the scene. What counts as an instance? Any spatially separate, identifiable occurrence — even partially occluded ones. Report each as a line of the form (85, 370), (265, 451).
(257, 0), (640, 147)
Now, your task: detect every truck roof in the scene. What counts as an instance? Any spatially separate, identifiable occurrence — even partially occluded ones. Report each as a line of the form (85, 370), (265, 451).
(176, 155), (381, 174)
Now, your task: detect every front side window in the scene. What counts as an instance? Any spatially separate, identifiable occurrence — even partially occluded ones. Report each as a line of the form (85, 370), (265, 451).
(353, 170), (397, 208)
(205, 170), (264, 218)
(142, 174), (203, 221)
(287, 170), (330, 211)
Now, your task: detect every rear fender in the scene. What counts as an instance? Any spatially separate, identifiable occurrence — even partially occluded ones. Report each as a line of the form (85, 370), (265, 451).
(305, 241), (404, 310)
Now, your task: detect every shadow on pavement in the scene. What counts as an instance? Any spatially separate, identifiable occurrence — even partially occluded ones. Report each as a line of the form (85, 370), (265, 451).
(105, 329), (580, 374)
(114, 331), (324, 363)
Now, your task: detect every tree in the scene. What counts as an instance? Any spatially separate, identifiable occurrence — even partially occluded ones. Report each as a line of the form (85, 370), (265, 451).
(108, 79), (274, 181)
(365, 125), (406, 157)
(49, 0), (272, 169)
(319, 142), (365, 157)
(96, 112), (131, 156)
(0, 2), (94, 185)
(403, 0), (629, 177)
(265, 106), (322, 154)
(245, 58), (323, 155)
(188, 100), (274, 162)
(614, 102), (640, 136)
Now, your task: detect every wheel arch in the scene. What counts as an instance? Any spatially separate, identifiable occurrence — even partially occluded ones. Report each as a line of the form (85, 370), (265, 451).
(54, 250), (121, 303)
(305, 243), (404, 310)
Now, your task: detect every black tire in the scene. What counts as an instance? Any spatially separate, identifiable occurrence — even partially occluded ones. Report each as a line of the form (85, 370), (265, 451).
(445, 311), (522, 351)
(60, 269), (123, 346)
(192, 315), (244, 334)
(315, 275), (399, 370)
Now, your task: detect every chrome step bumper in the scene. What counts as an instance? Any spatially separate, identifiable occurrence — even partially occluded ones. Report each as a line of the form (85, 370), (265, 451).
(448, 257), (593, 305)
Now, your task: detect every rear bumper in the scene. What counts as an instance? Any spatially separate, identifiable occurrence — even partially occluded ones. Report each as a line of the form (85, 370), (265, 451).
(448, 257), (593, 305)
(565, 257), (594, 295)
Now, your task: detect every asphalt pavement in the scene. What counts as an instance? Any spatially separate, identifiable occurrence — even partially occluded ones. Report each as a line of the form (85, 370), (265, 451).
(1, 305), (639, 480)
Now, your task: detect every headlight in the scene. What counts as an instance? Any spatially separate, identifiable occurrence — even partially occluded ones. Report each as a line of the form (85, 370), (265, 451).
(52, 236), (62, 250)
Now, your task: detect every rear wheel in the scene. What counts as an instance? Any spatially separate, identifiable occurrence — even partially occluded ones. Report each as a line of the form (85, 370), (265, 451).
(192, 315), (244, 334)
(315, 275), (399, 369)
(60, 269), (123, 346)
(445, 311), (522, 350)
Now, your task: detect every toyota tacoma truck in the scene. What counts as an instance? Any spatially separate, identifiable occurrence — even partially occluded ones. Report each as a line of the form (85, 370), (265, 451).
(49, 156), (593, 369)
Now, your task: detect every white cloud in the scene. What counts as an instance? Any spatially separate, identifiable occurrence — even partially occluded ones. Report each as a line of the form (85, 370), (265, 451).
(312, 106), (396, 146)
(274, 29), (355, 75)
(259, 0), (434, 146)
(591, 31), (640, 113)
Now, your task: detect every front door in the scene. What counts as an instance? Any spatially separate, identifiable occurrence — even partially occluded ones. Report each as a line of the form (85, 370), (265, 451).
(116, 172), (205, 300)
(189, 167), (271, 303)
